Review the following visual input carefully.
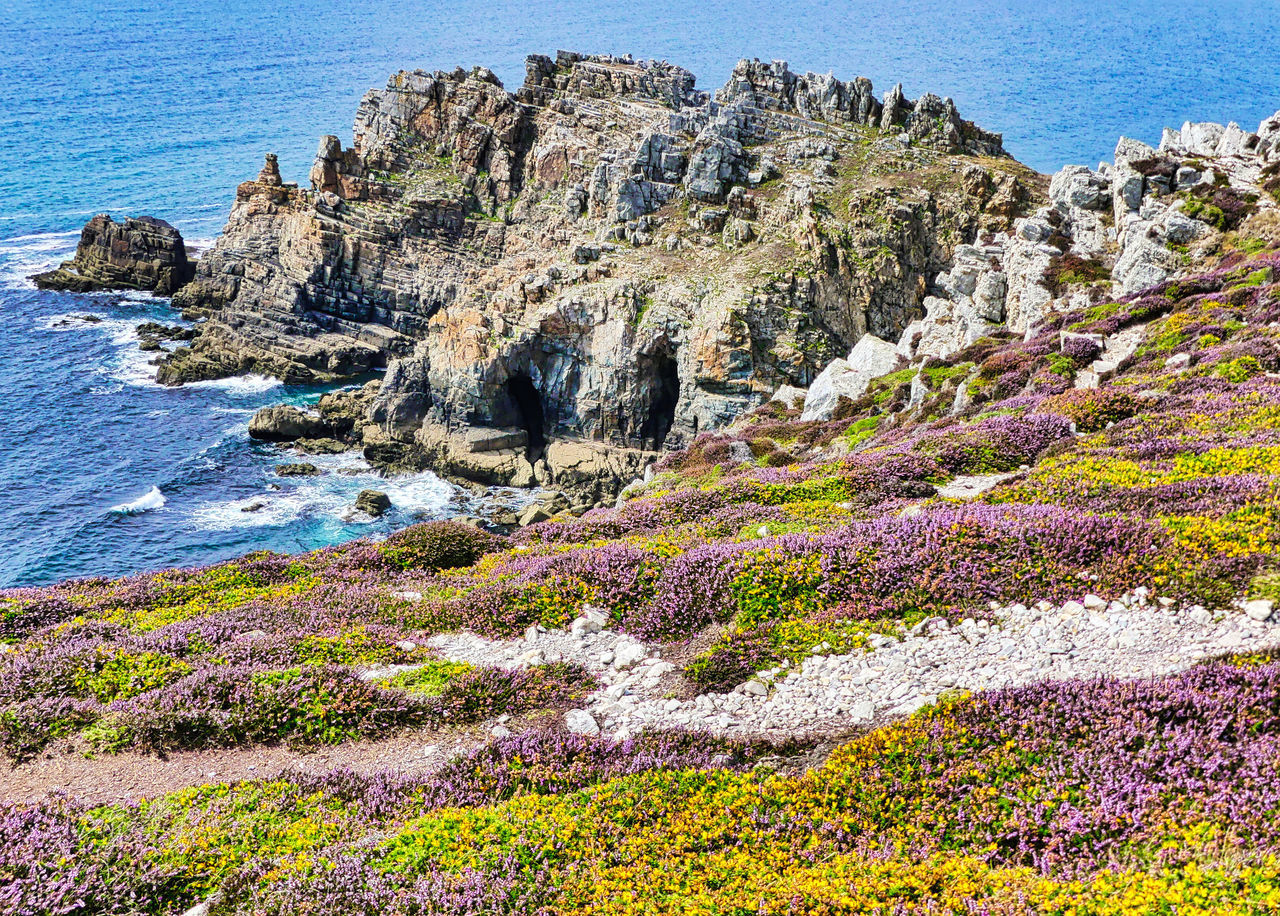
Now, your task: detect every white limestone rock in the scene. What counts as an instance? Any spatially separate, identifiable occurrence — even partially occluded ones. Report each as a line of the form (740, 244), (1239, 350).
(769, 384), (807, 409)
(1181, 121), (1226, 157)
(1113, 223), (1181, 294)
(565, 709), (600, 735)
(800, 334), (900, 421)
(1244, 599), (1274, 622)
(1049, 164), (1110, 211)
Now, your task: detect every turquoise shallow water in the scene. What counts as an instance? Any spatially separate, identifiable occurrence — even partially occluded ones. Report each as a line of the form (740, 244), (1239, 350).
(2, 0), (1278, 586)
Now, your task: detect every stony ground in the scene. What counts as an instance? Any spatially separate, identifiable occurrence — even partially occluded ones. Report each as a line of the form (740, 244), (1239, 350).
(433, 583), (1280, 741)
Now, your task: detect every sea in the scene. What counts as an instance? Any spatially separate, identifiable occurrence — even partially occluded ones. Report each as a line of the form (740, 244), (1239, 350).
(2, 0), (1278, 587)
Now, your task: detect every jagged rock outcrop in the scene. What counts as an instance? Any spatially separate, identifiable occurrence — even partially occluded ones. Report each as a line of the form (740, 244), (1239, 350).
(32, 214), (194, 295)
(800, 334), (901, 422)
(894, 107), (1280, 367)
(161, 50), (1033, 494)
(248, 405), (330, 442)
(248, 381), (379, 443)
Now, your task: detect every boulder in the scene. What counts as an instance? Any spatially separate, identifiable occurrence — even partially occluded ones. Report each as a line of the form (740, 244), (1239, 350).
(1243, 599), (1274, 622)
(275, 463), (320, 476)
(355, 490), (392, 517)
(564, 709), (600, 735)
(248, 405), (329, 442)
(1159, 207), (1211, 245)
(800, 334), (900, 422)
(769, 385), (807, 409)
(518, 504), (552, 526)
(32, 214), (195, 295)
(1049, 165), (1110, 211)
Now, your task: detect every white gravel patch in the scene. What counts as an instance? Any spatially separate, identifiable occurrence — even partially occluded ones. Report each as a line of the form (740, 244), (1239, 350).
(423, 594), (1280, 741)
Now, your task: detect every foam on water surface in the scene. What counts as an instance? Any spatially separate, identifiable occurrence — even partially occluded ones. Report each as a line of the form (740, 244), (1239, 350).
(110, 485), (166, 515)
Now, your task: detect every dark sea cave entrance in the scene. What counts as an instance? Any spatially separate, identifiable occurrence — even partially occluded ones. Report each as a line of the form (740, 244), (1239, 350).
(506, 373), (547, 460)
(641, 351), (679, 450)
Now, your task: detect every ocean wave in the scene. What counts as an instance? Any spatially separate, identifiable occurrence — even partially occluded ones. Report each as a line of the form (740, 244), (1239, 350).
(190, 461), (461, 532)
(37, 311), (112, 331)
(184, 235), (218, 258)
(0, 230), (80, 283)
(0, 229), (82, 248)
(37, 314), (160, 388)
(35, 312), (187, 389)
(183, 374), (283, 395)
(110, 486), (166, 515)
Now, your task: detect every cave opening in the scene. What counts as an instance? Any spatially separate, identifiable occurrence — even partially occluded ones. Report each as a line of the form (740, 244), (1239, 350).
(506, 373), (547, 459)
(641, 351), (680, 450)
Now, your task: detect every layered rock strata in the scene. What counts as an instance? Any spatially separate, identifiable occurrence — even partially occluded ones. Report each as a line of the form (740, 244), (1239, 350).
(160, 51), (1033, 495)
(33, 214), (195, 295)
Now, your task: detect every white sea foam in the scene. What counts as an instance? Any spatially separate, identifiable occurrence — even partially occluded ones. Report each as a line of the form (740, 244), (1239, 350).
(190, 456), (461, 532)
(0, 230), (81, 285)
(34, 312), (161, 388)
(184, 236), (218, 258)
(37, 311), (111, 331)
(183, 374), (283, 395)
(110, 485), (166, 515)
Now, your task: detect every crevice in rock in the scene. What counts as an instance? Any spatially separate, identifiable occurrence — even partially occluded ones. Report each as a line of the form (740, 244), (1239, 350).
(506, 373), (547, 459)
(640, 350), (680, 449)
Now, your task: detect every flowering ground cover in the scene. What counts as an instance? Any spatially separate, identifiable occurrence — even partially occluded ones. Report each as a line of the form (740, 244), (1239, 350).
(3, 247), (1280, 912)
(5, 656), (1280, 914)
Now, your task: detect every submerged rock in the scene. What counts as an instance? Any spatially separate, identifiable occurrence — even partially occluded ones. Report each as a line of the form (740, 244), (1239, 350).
(32, 214), (194, 295)
(355, 489), (391, 517)
(275, 462), (320, 476)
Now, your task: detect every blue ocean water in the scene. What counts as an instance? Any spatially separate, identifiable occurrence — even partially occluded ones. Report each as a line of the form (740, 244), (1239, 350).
(2, 0), (1278, 587)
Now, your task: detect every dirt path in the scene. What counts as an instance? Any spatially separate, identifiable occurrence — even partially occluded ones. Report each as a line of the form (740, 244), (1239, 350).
(0, 723), (495, 807)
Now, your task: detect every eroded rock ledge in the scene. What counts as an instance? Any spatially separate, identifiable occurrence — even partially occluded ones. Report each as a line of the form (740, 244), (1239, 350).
(33, 214), (194, 295)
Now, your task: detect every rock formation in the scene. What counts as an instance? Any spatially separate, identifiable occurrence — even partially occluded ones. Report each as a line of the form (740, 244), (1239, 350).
(887, 107), (1280, 388)
(159, 51), (1033, 497)
(32, 214), (195, 295)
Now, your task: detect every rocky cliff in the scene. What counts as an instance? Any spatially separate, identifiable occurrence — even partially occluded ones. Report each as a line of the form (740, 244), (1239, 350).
(160, 51), (1033, 497)
(878, 107), (1280, 401)
(33, 214), (194, 294)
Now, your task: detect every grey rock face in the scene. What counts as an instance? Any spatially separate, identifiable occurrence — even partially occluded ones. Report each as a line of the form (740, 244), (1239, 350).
(32, 214), (195, 295)
(1113, 223), (1182, 295)
(248, 405), (329, 442)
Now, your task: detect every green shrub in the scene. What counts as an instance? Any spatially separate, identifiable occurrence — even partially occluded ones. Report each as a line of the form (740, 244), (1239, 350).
(384, 660), (474, 696)
(1040, 388), (1140, 432)
(380, 521), (502, 571)
(1212, 356), (1263, 383)
(72, 648), (192, 702)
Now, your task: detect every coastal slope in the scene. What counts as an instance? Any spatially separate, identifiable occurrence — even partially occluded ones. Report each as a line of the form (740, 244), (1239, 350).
(3, 53), (1280, 916)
